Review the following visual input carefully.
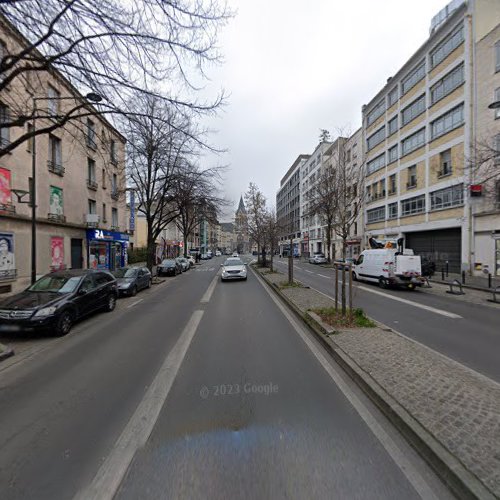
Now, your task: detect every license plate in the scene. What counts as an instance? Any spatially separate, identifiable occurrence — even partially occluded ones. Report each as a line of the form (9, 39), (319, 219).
(0, 324), (21, 332)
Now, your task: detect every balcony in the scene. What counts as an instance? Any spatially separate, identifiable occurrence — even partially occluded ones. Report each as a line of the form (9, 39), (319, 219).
(47, 160), (65, 176)
(111, 189), (119, 201)
(47, 213), (66, 223)
(85, 213), (100, 228)
(0, 202), (15, 214)
(110, 225), (120, 232)
(87, 178), (98, 190)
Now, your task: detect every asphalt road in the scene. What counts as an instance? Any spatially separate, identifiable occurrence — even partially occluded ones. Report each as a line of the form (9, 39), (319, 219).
(0, 257), (454, 500)
(273, 258), (500, 382)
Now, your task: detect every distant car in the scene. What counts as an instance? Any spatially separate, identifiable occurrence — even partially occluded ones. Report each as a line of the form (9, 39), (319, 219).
(0, 269), (117, 336)
(200, 253), (210, 260)
(215, 250), (222, 257)
(309, 253), (328, 264)
(221, 258), (247, 281)
(112, 267), (152, 296)
(157, 259), (182, 276)
(176, 257), (190, 272)
(187, 255), (196, 267)
(334, 258), (355, 270)
(232, 252), (239, 257)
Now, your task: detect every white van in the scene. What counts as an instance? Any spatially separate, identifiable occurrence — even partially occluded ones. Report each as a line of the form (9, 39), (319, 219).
(352, 248), (422, 290)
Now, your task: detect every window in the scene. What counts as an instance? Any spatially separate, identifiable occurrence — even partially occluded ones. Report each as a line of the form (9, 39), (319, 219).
(495, 88), (500, 119)
(366, 185), (371, 201)
(86, 119), (96, 149)
(380, 179), (386, 197)
(88, 158), (96, 182)
(47, 86), (60, 116)
(367, 99), (385, 126)
(431, 103), (464, 140)
(88, 199), (97, 214)
(346, 149), (351, 162)
(439, 149), (452, 176)
(48, 135), (62, 172)
(402, 128), (425, 156)
(407, 165), (417, 188)
(112, 208), (118, 228)
(388, 116), (398, 135)
(389, 174), (397, 194)
(401, 195), (426, 216)
(401, 95), (425, 126)
(367, 126), (385, 151)
(388, 87), (398, 107)
(388, 145), (398, 163)
(402, 60), (425, 94)
(388, 202), (398, 219)
(495, 134), (500, 164)
(366, 153), (385, 174)
(431, 25), (464, 68)
(0, 103), (9, 147)
(102, 203), (107, 222)
(102, 168), (107, 189)
(430, 184), (464, 210)
(110, 139), (117, 164)
(431, 64), (464, 104)
(367, 206), (385, 223)
(496, 181), (500, 208)
(496, 41), (500, 73)
(112, 173), (117, 193)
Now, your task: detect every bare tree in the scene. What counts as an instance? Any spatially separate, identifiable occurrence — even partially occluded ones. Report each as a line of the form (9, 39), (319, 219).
(319, 128), (330, 143)
(467, 136), (500, 205)
(263, 208), (281, 272)
(0, 0), (231, 157)
(244, 182), (267, 262)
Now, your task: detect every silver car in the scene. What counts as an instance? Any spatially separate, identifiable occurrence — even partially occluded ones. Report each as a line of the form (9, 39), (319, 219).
(221, 258), (247, 281)
(309, 253), (328, 264)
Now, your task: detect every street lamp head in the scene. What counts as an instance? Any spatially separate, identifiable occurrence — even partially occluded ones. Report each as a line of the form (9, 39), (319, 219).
(11, 188), (31, 203)
(488, 100), (500, 109)
(86, 92), (103, 103)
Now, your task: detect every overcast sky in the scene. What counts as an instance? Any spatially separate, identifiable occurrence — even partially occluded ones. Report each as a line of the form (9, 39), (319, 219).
(202, 0), (447, 219)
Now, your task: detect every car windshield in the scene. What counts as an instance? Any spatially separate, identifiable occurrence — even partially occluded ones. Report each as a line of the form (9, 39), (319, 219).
(224, 258), (243, 266)
(28, 275), (82, 293)
(112, 268), (138, 278)
(161, 260), (175, 266)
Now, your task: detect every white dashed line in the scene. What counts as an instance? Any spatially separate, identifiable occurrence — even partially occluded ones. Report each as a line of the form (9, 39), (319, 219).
(126, 299), (143, 308)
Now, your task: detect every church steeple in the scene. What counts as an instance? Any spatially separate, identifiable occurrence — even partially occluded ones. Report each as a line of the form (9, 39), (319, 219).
(236, 195), (246, 215)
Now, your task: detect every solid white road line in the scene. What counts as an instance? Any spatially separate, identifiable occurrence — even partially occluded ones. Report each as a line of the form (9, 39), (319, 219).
(253, 271), (440, 500)
(304, 269), (314, 274)
(356, 285), (462, 319)
(200, 272), (219, 304)
(74, 310), (204, 500)
(317, 274), (330, 279)
(126, 299), (143, 309)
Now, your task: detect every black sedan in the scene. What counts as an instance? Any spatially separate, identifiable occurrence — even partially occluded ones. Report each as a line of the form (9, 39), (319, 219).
(0, 269), (118, 336)
(157, 259), (182, 276)
(112, 267), (152, 296)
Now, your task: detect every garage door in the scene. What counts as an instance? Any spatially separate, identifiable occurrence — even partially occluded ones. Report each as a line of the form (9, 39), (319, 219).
(405, 228), (461, 273)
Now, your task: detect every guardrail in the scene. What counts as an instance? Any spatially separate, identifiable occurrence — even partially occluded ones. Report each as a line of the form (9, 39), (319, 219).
(446, 279), (464, 295)
(487, 286), (500, 304)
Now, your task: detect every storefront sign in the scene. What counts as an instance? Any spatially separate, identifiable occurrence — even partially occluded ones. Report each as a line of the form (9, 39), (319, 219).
(0, 167), (12, 206)
(129, 190), (135, 231)
(87, 229), (129, 270)
(51, 237), (65, 270)
(0, 232), (15, 281)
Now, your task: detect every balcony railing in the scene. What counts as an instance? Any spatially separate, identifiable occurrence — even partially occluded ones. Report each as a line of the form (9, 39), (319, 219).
(47, 160), (65, 176)
(87, 179), (98, 190)
(85, 213), (100, 228)
(47, 213), (66, 223)
(111, 189), (119, 200)
(0, 202), (15, 214)
(110, 225), (120, 231)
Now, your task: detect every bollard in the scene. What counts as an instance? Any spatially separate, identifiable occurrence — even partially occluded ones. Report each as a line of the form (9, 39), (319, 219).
(441, 267), (445, 281)
(445, 261), (449, 277)
(487, 286), (500, 303)
(447, 279), (465, 295)
(461, 270), (466, 285)
(488, 273), (492, 289)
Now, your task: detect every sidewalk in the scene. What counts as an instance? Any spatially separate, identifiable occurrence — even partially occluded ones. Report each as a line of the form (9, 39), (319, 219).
(430, 272), (500, 292)
(254, 265), (500, 499)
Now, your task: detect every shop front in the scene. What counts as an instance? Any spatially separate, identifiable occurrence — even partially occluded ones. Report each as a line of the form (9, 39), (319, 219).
(86, 229), (129, 271)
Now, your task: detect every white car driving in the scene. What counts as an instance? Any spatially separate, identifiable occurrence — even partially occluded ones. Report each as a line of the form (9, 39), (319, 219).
(221, 258), (247, 281)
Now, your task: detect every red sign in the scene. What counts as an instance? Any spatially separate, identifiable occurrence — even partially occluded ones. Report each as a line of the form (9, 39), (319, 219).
(470, 184), (482, 197)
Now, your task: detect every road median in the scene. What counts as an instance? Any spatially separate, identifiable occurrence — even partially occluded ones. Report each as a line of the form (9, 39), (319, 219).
(252, 264), (500, 500)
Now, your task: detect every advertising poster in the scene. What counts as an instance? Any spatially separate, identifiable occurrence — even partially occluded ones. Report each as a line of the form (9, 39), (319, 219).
(49, 186), (64, 215)
(0, 167), (12, 206)
(51, 237), (64, 270)
(0, 232), (16, 280)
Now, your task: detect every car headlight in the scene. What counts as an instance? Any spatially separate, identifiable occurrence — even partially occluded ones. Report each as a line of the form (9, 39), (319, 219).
(34, 306), (58, 318)
(120, 282), (132, 288)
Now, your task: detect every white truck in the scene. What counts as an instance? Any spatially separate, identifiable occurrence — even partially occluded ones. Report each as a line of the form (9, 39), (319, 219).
(352, 248), (422, 290)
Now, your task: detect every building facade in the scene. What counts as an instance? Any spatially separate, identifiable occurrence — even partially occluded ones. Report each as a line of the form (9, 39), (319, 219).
(277, 154), (309, 257)
(362, 0), (499, 275)
(234, 196), (250, 254)
(0, 15), (127, 294)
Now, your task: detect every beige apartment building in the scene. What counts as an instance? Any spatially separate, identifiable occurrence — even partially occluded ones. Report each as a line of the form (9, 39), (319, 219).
(0, 14), (127, 294)
(362, 0), (500, 275)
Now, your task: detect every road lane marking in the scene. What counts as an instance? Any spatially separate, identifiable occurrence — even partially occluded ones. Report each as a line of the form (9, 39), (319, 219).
(74, 310), (204, 500)
(126, 299), (143, 309)
(357, 286), (462, 319)
(200, 272), (219, 304)
(253, 270), (440, 500)
(317, 274), (330, 279)
(304, 269), (314, 274)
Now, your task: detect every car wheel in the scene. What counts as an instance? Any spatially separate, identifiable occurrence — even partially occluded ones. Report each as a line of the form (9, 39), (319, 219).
(105, 294), (116, 312)
(352, 271), (358, 281)
(378, 277), (388, 289)
(131, 285), (137, 297)
(148, 278), (152, 288)
(55, 310), (73, 336)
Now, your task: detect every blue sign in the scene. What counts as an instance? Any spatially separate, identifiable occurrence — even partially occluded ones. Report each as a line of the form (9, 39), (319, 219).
(129, 190), (135, 231)
(86, 229), (129, 242)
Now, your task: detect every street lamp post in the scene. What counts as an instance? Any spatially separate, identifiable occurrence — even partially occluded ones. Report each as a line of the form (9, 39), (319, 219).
(12, 92), (102, 284)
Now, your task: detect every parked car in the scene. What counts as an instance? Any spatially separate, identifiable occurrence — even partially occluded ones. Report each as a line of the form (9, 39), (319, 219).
(334, 258), (356, 270)
(112, 267), (151, 296)
(207, 251), (213, 259)
(221, 258), (247, 281)
(157, 259), (182, 276)
(232, 252), (239, 257)
(176, 257), (190, 272)
(215, 250), (222, 257)
(0, 269), (117, 336)
(352, 248), (422, 289)
(187, 255), (196, 267)
(309, 253), (328, 264)
(200, 253), (210, 260)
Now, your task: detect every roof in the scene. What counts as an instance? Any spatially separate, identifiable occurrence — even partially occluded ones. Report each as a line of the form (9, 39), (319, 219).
(236, 196), (246, 215)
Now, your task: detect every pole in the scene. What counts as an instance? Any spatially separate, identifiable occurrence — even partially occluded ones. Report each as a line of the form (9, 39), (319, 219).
(288, 235), (293, 285)
(31, 109), (37, 285)
(341, 265), (346, 314)
(349, 263), (353, 317)
(334, 264), (338, 311)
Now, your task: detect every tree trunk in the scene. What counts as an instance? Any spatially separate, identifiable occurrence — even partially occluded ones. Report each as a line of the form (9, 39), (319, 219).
(257, 243), (261, 264)
(146, 236), (156, 274)
(183, 234), (188, 257)
(326, 224), (332, 263)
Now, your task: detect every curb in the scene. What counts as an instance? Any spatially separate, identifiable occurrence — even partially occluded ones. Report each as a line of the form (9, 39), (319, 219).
(0, 343), (14, 362)
(254, 267), (496, 500)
